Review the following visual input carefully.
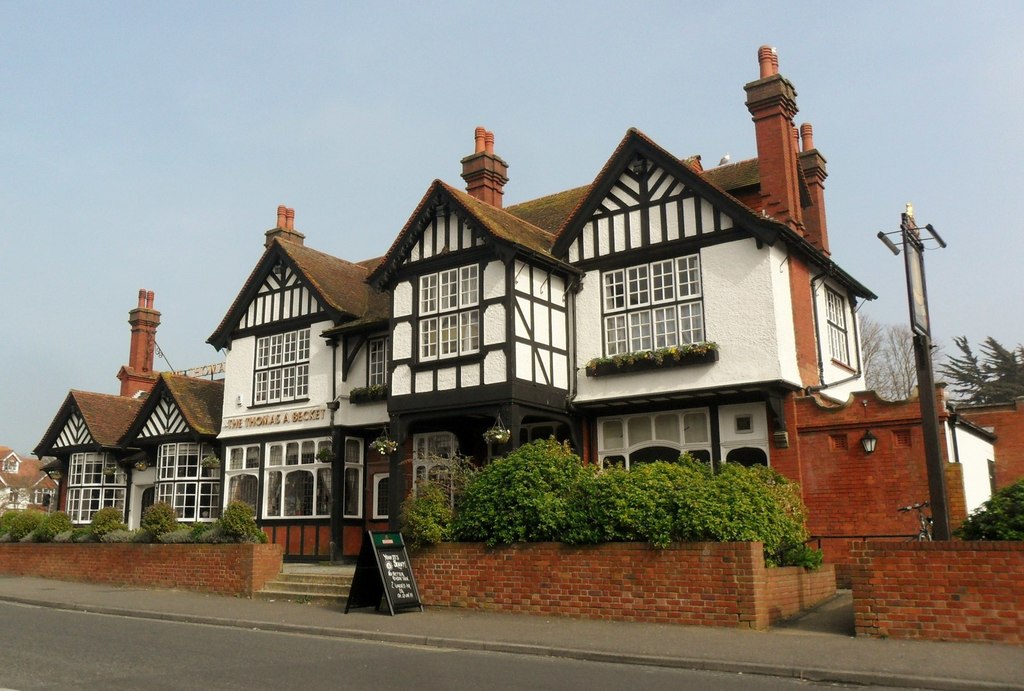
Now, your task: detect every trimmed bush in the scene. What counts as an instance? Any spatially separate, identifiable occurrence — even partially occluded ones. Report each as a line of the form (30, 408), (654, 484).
(99, 529), (136, 543)
(452, 439), (593, 546)
(219, 501), (266, 543)
(956, 478), (1024, 540)
(6, 510), (46, 541)
(157, 527), (195, 544)
(32, 511), (73, 543)
(401, 483), (453, 548)
(90, 507), (128, 538)
(140, 502), (179, 538)
(0, 510), (21, 537)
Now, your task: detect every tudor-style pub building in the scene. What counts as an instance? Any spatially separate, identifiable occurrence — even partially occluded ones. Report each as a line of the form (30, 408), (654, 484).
(32, 47), (1003, 573)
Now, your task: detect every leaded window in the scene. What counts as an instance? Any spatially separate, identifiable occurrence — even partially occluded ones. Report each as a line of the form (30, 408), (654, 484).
(264, 437), (332, 518)
(65, 452), (126, 524)
(155, 442), (220, 522)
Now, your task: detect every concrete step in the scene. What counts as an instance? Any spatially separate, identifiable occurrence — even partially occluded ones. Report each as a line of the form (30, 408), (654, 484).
(256, 568), (354, 605)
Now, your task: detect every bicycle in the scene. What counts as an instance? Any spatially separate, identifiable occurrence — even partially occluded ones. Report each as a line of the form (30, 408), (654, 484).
(898, 501), (933, 541)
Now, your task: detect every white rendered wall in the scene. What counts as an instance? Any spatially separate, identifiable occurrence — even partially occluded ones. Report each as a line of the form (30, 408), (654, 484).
(574, 238), (799, 404)
(948, 424), (994, 514)
(218, 317), (337, 440)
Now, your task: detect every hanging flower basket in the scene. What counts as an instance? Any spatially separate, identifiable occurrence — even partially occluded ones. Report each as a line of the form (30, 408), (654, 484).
(48, 470), (62, 481)
(102, 466), (117, 478)
(316, 446), (335, 462)
(134, 460), (148, 471)
(370, 434), (398, 455)
(483, 426), (511, 445)
(201, 454), (221, 470)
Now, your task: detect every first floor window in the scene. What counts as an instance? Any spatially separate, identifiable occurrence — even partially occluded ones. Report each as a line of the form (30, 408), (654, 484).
(602, 255), (704, 356)
(253, 328), (311, 404)
(418, 264), (480, 362)
(66, 452), (126, 524)
(368, 337), (388, 387)
(825, 287), (850, 365)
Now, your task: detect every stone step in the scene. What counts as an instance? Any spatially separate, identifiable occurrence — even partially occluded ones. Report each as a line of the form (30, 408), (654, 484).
(271, 572), (354, 587)
(261, 580), (350, 596)
(256, 567), (355, 605)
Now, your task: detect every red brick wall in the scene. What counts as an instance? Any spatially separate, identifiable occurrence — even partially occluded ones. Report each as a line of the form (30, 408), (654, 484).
(850, 541), (1024, 644)
(791, 392), (970, 583)
(411, 542), (835, 630)
(960, 400), (1024, 489)
(0, 543), (283, 596)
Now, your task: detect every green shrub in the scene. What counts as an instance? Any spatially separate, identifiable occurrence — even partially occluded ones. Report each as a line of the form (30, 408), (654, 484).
(32, 512), (73, 543)
(99, 529), (136, 543)
(140, 502), (179, 538)
(956, 479), (1024, 540)
(779, 543), (824, 570)
(6, 510), (46, 541)
(0, 510), (21, 536)
(401, 483), (453, 548)
(72, 527), (97, 543)
(90, 507), (128, 538)
(219, 501), (266, 543)
(53, 530), (74, 543)
(157, 527), (195, 544)
(452, 439), (593, 546)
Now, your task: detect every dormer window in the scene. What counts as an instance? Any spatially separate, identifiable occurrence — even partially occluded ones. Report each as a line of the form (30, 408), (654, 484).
(253, 328), (310, 404)
(418, 265), (479, 361)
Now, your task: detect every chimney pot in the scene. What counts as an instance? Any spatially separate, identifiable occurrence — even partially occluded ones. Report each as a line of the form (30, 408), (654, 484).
(485, 130), (495, 154)
(800, 123), (814, 151)
(146, 290), (154, 309)
(758, 45), (778, 78)
(475, 126), (486, 153)
(137, 289), (146, 308)
(277, 205), (287, 229)
(286, 207), (295, 231)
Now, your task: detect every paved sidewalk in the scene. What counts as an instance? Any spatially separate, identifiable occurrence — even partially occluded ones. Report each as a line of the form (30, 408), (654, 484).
(0, 575), (1020, 690)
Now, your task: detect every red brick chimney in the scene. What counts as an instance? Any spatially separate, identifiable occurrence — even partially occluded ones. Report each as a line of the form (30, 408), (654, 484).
(798, 122), (830, 254)
(744, 46), (803, 232)
(461, 126), (509, 207)
(117, 289), (161, 397)
(264, 204), (306, 247)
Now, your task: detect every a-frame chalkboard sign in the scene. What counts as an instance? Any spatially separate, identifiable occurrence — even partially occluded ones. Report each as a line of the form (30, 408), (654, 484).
(344, 531), (423, 615)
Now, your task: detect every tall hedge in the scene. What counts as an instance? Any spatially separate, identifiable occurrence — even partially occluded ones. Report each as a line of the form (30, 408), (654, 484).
(956, 478), (1024, 540)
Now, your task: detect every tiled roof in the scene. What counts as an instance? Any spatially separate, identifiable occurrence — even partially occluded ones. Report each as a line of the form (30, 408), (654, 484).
(702, 158), (760, 191)
(72, 391), (143, 448)
(161, 373), (224, 436)
(0, 455), (56, 491)
(441, 182), (557, 256)
(208, 239), (387, 348)
(505, 185), (590, 235)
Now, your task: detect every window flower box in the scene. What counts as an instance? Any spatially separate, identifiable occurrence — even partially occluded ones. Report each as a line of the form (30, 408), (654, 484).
(349, 385), (388, 404)
(585, 343), (719, 377)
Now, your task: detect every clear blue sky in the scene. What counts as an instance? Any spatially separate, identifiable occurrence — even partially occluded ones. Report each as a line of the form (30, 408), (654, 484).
(3, 1), (1021, 456)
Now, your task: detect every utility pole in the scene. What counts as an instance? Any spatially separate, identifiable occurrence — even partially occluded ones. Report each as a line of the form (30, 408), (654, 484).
(878, 204), (951, 540)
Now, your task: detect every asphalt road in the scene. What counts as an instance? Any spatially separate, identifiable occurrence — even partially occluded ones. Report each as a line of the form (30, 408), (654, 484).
(0, 601), (916, 690)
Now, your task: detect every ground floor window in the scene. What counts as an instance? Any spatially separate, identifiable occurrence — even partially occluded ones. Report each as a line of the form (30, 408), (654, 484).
(65, 452), (126, 523)
(343, 437), (363, 518)
(224, 444), (260, 511)
(597, 409), (712, 469)
(264, 437), (332, 518)
(155, 442), (220, 521)
(372, 473), (389, 520)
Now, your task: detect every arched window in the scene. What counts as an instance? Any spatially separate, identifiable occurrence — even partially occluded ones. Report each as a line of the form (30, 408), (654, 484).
(725, 447), (768, 468)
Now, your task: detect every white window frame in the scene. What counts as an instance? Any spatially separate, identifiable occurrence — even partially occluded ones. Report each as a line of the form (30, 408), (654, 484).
(372, 473), (389, 520)
(253, 328), (311, 405)
(597, 409), (712, 470)
(155, 442), (220, 522)
(602, 255), (704, 356)
(412, 431), (458, 498)
(263, 437), (332, 518)
(343, 437), (363, 519)
(368, 337), (388, 387)
(825, 287), (850, 365)
(418, 264), (479, 362)
(65, 452), (126, 524)
(224, 444), (260, 512)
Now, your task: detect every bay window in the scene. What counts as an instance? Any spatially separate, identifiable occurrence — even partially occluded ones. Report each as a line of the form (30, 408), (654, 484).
(156, 442), (220, 521)
(65, 452), (126, 524)
(264, 437), (332, 518)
